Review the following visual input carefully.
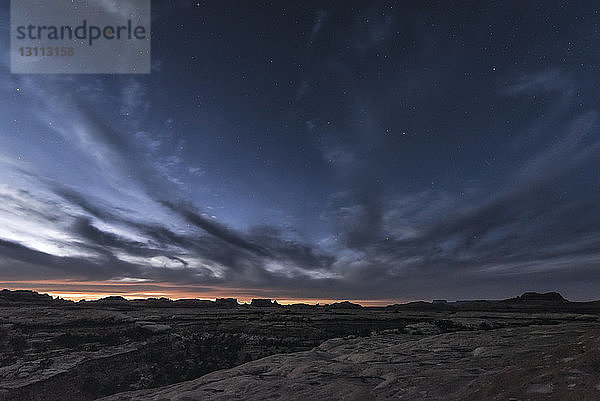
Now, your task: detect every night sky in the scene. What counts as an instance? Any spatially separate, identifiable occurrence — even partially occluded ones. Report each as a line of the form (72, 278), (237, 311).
(1, 1), (600, 303)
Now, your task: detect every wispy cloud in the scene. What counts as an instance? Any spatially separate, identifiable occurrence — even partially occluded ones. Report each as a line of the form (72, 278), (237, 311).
(2, 3), (600, 303)
(308, 9), (327, 47)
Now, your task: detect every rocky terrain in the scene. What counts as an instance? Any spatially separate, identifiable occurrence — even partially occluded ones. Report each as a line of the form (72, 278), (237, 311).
(99, 323), (600, 401)
(0, 290), (598, 400)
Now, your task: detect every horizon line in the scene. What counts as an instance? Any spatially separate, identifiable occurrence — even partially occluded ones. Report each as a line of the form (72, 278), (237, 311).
(1, 286), (574, 307)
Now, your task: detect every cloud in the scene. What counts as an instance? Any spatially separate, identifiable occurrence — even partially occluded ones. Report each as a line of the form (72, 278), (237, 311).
(308, 10), (327, 46)
(2, 73), (189, 203)
(0, 238), (140, 281)
(0, 176), (338, 291)
(515, 111), (600, 185)
(160, 201), (268, 256)
(352, 11), (395, 54)
(2, 161), (600, 300)
(2, 2), (600, 303)
(505, 70), (575, 97)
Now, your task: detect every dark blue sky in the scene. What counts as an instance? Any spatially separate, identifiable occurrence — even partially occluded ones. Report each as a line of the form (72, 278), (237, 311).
(1, 1), (600, 302)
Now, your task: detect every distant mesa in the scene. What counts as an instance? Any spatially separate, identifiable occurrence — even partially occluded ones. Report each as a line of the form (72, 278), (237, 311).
(90, 295), (129, 305)
(81, 296), (239, 309)
(289, 302), (312, 308)
(215, 298), (239, 308)
(491, 291), (569, 306)
(0, 289), (69, 306)
(0, 289), (581, 311)
(328, 301), (363, 309)
(515, 292), (567, 303)
(250, 298), (280, 307)
(173, 299), (215, 308)
(396, 301), (454, 311)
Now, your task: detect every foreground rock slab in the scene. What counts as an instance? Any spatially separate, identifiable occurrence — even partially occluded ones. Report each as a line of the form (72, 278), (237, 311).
(100, 323), (600, 401)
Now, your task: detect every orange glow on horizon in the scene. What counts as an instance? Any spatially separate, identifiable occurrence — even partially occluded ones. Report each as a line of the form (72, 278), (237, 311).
(0, 280), (412, 306)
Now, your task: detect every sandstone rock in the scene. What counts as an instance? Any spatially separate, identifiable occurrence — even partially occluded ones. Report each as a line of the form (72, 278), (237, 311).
(136, 322), (171, 334)
(98, 323), (600, 401)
